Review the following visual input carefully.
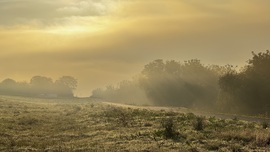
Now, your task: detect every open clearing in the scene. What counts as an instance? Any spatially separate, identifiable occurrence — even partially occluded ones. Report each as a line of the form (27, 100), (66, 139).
(0, 95), (270, 151)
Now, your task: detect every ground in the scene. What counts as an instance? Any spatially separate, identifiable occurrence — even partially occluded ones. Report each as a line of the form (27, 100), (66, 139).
(0, 95), (269, 151)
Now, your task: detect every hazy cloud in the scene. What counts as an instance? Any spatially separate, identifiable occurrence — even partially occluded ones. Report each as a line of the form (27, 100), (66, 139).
(0, 0), (113, 26)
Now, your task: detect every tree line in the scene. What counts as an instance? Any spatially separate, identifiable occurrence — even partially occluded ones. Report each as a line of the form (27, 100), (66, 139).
(92, 51), (270, 116)
(0, 76), (77, 98)
(219, 50), (270, 115)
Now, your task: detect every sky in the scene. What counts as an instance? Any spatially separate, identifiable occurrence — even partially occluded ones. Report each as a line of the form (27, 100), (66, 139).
(1, 0), (270, 96)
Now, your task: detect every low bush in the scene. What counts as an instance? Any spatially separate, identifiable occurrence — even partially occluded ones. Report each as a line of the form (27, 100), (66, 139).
(193, 116), (204, 131)
(155, 117), (182, 140)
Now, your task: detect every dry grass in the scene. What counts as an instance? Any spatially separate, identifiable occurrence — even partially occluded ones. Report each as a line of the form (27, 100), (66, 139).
(0, 95), (269, 151)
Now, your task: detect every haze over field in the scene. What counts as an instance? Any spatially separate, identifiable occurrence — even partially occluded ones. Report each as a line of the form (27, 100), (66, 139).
(1, 0), (270, 96)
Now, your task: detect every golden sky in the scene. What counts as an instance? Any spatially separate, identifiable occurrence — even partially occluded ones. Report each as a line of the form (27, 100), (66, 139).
(1, 0), (270, 96)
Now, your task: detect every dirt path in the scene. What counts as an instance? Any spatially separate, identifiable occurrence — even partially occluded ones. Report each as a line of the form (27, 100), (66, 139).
(102, 102), (270, 123)
(102, 101), (190, 112)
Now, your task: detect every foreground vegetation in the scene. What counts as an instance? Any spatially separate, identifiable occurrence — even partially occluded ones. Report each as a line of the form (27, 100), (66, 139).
(0, 96), (269, 151)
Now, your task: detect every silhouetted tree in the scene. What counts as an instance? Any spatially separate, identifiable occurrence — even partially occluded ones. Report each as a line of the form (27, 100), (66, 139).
(219, 50), (270, 115)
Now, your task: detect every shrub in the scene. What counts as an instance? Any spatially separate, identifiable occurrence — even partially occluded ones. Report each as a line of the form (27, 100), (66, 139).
(193, 116), (204, 131)
(103, 107), (133, 127)
(161, 118), (176, 139)
(155, 117), (181, 140)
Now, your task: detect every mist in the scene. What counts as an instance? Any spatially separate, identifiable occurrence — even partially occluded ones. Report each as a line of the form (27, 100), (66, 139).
(2, 1), (270, 151)
(0, 0), (269, 115)
(2, 50), (269, 116)
(0, 76), (77, 98)
(91, 59), (223, 108)
(91, 51), (270, 116)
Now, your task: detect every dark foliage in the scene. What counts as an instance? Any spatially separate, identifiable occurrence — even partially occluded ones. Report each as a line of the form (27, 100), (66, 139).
(193, 116), (204, 131)
(156, 117), (181, 140)
(219, 50), (270, 115)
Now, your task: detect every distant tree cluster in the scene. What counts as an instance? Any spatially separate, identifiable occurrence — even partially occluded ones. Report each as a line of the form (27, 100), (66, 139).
(0, 76), (77, 98)
(92, 50), (270, 116)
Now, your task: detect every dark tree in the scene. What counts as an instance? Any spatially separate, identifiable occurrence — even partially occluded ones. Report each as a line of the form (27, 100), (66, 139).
(219, 50), (270, 115)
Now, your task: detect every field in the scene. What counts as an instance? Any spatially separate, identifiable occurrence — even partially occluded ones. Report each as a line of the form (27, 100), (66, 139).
(0, 95), (270, 151)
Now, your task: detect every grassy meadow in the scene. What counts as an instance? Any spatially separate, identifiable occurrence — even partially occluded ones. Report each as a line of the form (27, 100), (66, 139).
(0, 95), (270, 151)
